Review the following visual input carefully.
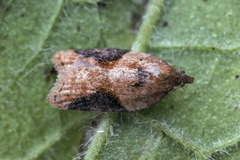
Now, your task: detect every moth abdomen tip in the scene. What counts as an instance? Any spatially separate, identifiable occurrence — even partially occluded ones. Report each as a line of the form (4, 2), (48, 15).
(186, 76), (195, 84)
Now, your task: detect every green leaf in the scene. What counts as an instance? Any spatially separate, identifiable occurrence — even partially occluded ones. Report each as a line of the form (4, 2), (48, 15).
(1, 0), (240, 160)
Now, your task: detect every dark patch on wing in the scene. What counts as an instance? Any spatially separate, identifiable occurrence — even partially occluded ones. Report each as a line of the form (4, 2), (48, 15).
(74, 48), (130, 63)
(67, 92), (128, 112)
(137, 67), (151, 84)
(133, 82), (141, 87)
(54, 95), (57, 102)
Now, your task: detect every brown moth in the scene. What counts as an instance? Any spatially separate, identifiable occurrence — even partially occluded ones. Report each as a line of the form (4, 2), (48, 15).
(47, 49), (194, 112)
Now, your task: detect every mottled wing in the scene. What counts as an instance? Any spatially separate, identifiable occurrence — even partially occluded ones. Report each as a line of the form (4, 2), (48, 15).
(48, 49), (131, 112)
(48, 48), (194, 112)
(51, 50), (82, 72)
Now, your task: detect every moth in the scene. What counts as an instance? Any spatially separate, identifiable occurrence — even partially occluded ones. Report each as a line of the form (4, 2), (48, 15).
(47, 49), (194, 112)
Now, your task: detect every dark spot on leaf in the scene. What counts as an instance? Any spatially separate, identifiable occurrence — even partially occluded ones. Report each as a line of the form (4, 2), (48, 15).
(236, 75), (239, 79)
(0, 45), (6, 51)
(235, 107), (238, 112)
(44, 67), (57, 82)
(163, 21), (168, 27)
(212, 47), (215, 50)
(20, 13), (25, 17)
(131, 12), (142, 30)
(3, 35), (8, 40)
(97, 1), (107, 12)
(97, 1), (107, 7)
(77, 26), (81, 32)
